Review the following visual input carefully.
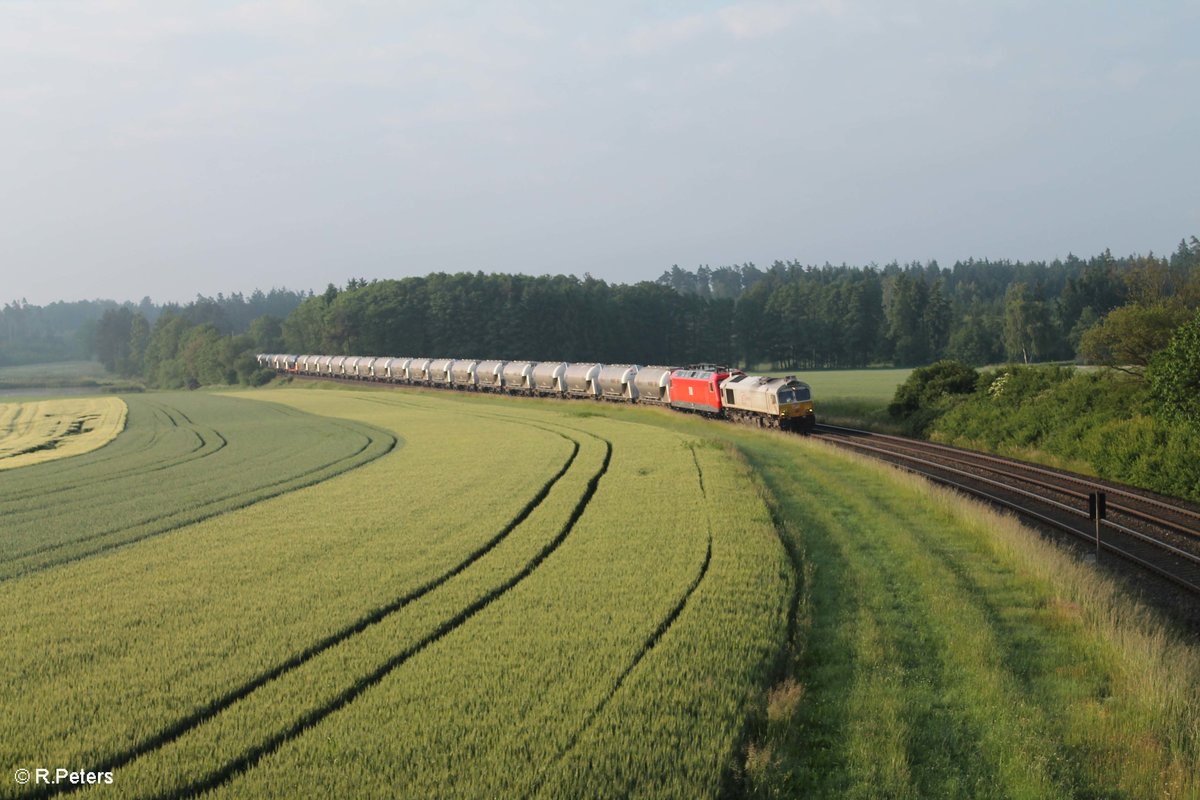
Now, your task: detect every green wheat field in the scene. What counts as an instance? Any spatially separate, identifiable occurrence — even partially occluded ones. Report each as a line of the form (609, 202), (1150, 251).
(2, 383), (1198, 798)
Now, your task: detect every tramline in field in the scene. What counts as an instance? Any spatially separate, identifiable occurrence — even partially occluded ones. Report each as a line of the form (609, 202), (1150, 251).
(258, 353), (818, 433)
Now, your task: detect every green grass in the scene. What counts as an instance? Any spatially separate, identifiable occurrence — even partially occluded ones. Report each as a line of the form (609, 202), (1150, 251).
(0, 396), (126, 470)
(3, 380), (1198, 798)
(732, 435), (1200, 798)
(0, 361), (109, 382)
(2, 387), (788, 799)
(0, 393), (393, 578)
(0, 391), (570, 793)
(0, 361), (142, 394)
(751, 368), (913, 428)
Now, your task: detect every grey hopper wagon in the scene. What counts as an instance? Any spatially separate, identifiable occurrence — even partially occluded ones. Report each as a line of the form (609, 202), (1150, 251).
(564, 363), (603, 398)
(373, 357), (400, 380)
(503, 362), (536, 393)
(407, 358), (432, 383)
(597, 365), (639, 401)
(362, 356), (382, 378)
(343, 356), (362, 378)
(531, 362), (568, 395)
(450, 360), (479, 388)
(475, 360), (506, 390)
(428, 358), (454, 385)
(330, 355), (348, 376)
(315, 354), (333, 375)
(633, 366), (673, 404)
(393, 358), (415, 382)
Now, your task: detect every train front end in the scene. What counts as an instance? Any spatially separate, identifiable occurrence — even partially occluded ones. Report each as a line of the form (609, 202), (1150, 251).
(775, 379), (816, 433)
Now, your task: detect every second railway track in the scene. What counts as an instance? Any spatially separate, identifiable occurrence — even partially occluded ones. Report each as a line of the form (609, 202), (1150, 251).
(813, 423), (1200, 596)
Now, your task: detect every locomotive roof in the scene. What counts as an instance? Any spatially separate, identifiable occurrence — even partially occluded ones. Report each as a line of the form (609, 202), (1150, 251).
(672, 365), (741, 379)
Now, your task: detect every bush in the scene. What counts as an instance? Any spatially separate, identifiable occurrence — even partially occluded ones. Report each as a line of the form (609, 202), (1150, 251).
(1148, 310), (1200, 427)
(930, 365), (1200, 501)
(887, 360), (979, 435)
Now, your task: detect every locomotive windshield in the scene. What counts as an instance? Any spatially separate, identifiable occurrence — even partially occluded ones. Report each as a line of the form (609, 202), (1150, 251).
(778, 386), (811, 404)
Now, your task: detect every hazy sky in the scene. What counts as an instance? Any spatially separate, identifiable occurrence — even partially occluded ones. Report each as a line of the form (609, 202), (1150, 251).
(3, 1), (1197, 305)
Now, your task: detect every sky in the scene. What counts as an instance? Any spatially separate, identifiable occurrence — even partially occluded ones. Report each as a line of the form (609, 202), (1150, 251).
(2, 0), (1197, 306)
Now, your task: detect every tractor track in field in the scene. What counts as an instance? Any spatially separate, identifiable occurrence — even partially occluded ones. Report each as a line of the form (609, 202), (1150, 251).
(0, 413), (396, 582)
(528, 445), (714, 796)
(22, 415), (606, 800)
(0, 399), (223, 505)
(812, 424), (1200, 599)
(158, 434), (612, 800)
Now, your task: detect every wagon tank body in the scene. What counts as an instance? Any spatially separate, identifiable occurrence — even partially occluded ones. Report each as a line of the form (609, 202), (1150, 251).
(428, 358), (454, 385)
(531, 362), (568, 395)
(564, 363), (603, 398)
(503, 362), (536, 393)
(407, 358), (431, 383)
(373, 357), (398, 380)
(632, 365), (677, 405)
(475, 360), (506, 390)
(597, 365), (639, 401)
(450, 360), (479, 388)
(355, 357), (378, 379)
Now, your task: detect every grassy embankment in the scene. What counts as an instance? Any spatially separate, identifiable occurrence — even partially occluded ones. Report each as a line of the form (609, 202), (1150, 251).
(735, 434), (1200, 798)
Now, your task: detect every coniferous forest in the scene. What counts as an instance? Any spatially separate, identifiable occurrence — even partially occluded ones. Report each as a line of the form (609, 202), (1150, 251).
(2, 239), (1198, 389)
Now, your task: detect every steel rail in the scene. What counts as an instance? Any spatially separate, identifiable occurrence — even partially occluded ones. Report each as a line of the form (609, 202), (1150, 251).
(816, 423), (1200, 538)
(813, 429), (1200, 595)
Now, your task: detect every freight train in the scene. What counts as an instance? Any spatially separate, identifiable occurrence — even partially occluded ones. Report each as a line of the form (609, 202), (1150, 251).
(257, 353), (816, 433)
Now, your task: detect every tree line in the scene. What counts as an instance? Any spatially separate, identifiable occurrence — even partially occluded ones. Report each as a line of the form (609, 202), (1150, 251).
(33, 237), (1200, 390)
(4, 287), (307, 379)
(0, 289), (305, 369)
(657, 237), (1200, 368)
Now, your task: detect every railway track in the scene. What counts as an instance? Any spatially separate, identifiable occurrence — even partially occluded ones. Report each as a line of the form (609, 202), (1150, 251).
(813, 424), (1200, 595)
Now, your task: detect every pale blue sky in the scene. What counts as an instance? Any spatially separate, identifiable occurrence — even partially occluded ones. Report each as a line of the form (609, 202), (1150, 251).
(2, 1), (1197, 304)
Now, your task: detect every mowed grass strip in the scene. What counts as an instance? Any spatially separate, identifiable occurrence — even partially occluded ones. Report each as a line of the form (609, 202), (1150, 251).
(0, 391), (572, 794)
(736, 434), (1200, 799)
(205, 414), (750, 799)
(78, 414), (607, 799)
(0, 394), (393, 578)
(0, 397), (126, 470)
